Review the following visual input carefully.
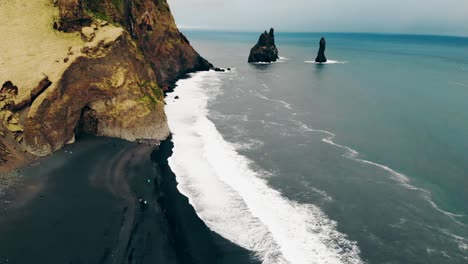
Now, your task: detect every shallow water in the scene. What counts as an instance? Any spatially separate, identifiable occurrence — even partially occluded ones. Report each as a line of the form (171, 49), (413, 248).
(166, 31), (468, 263)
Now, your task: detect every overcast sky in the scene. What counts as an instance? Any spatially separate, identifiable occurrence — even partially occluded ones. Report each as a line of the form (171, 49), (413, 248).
(167, 0), (468, 36)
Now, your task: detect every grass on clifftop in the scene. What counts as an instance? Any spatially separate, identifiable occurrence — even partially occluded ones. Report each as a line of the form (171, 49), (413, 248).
(0, 0), (82, 92)
(84, 0), (124, 22)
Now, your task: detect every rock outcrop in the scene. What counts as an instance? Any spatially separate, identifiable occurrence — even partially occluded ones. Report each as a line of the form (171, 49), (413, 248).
(54, 0), (92, 32)
(248, 28), (279, 63)
(80, 0), (213, 88)
(315, 37), (327, 63)
(0, 0), (211, 172)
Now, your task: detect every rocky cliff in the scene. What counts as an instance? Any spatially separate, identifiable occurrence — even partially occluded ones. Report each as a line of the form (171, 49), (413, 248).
(79, 0), (213, 88)
(0, 0), (211, 172)
(248, 28), (279, 63)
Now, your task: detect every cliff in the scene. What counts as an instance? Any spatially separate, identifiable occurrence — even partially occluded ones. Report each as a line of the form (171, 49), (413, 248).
(79, 0), (213, 88)
(0, 0), (211, 172)
(248, 28), (279, 63)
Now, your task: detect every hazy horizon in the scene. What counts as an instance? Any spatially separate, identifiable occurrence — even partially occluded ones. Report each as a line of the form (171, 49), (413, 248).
(168, 0), (468, 37)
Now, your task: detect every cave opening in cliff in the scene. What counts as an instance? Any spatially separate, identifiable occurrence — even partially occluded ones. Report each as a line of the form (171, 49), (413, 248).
(74, 105), (99, 139)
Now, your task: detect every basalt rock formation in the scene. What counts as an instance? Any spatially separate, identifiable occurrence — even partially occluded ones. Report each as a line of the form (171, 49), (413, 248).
(248, 28), (279, 63)
(315, 37), (327, 63)
(0, 0), (211, 172)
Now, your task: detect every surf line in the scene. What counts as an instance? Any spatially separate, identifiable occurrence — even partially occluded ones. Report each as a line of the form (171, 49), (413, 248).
(292, 120), (466, 226)
(166, 71), (365, 264)
(254, 91), (293, 110)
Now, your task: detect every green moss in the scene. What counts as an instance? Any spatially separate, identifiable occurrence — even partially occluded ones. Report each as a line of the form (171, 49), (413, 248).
(110, 0), (124, 13)
(83, 0), (106, 16)
(150, 84), (164, 101)
(83, 0), (124, 21)
(137, 81), (164, 101)
(85, 8), (111, 22)
(136, 81), (164, 110)
(137, 95), (157, 110)
(106, 79), (113, 88)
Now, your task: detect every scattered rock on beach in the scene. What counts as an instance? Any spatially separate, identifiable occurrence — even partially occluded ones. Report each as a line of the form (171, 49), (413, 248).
(213, 67), (225, 72)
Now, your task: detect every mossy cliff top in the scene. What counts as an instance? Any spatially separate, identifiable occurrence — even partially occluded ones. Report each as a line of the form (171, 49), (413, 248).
(0, 0), (209, 172)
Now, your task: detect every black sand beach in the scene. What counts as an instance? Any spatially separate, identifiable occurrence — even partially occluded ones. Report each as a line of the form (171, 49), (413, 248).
(0, 136), (256, 264)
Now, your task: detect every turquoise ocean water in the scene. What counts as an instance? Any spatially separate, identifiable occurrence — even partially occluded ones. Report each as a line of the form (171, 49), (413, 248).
(165, 31), (468, 263)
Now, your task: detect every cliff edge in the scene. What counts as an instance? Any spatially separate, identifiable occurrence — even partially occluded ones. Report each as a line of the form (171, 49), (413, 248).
(0, 0), (211, 172)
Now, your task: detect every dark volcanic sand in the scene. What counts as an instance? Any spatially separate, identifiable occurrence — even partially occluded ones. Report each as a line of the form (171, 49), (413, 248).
(0, 136), (257, 264)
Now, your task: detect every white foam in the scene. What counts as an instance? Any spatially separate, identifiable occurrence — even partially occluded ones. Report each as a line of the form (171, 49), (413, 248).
(304, 60), (347, 64)
(425, 225), (468, 258)
(449, 81), (468, 88)
(252, 57), (287, 64)
(292, 119), (466, 225)
(252, 61), (283, 65)
(255, 92), (293, 110)
(165, 71), (363, 264)
(232, 138), (265, 151)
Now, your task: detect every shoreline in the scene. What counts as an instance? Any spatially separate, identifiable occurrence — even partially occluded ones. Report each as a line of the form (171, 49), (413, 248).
(0, 135), (257, 263)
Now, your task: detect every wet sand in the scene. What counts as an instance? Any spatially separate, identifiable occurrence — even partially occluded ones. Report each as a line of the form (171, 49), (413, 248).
(0, 136), (256, 264)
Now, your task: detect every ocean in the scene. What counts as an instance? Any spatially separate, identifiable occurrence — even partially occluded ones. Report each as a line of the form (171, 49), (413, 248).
(165, 31), (468, 264)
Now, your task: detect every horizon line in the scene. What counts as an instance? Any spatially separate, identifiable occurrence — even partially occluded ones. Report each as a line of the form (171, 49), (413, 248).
(177, 27), (468, 39)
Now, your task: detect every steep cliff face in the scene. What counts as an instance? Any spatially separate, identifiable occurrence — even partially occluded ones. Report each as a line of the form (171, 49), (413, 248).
(81, 0), (213, 88)
(23, 32), (169, 156)
(0, 0), (209, 172)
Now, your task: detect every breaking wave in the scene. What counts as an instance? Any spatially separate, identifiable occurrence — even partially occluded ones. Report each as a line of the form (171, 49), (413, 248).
(165, 71), (364, 264)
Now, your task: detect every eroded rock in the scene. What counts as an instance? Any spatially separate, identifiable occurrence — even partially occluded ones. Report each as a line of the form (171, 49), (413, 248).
(248, 28), (279, 63)
(23, 34), (169, 156)
(0, 0), (210, 171)
(56, 0), (92, 32)
(315, 37), (327, 63)
(81, 27), (96, 42)
(1, 82), (18, 96)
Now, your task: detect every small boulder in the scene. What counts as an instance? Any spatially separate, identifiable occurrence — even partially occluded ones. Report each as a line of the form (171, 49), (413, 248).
(175, 96), (179, 99)
(1, 81), (18, 96)
(315, 37), (327, 63)
(81, 27), (95, 42)
(213, 67), (225, 72)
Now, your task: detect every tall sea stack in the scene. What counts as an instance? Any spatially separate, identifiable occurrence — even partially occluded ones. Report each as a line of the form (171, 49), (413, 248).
(248, 28), (279, 63)
(315, 37), (327, 63)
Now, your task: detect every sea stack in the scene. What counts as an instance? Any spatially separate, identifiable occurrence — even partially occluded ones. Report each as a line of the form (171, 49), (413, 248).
(248, 28), (279, 63)
(315, 37), (327, 63)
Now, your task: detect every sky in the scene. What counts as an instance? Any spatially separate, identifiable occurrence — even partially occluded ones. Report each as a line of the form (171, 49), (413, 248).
(167, 0), (468, 36)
